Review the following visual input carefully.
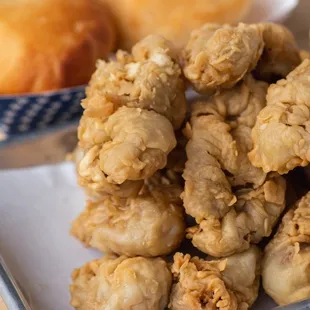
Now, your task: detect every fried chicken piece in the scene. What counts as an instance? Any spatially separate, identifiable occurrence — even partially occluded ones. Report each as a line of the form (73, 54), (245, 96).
(183, 76), (287, 257)
(183, 76), (268, 221)
(262, 192), (310, 306)
(255, 23), (301, 81)
(182, 23), (264, 94)
(71, 183), (185, 257)
(187, 173), (286, 257)
(94, 107), (176, 184)
(249, 59), (310, 174)
(70, 255), (172, 310)
(77, 35), (186, 190)
(169, 246), (261, 310)
(74, 146), (144, 198)
(82, 35), (186, 130)
(79, 107), (176, 186)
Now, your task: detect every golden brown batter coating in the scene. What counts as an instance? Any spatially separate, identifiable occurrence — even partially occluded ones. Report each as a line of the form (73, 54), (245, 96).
(249, 59), (310, 174)
(71, 184), (185, 257)
(169, 246), (261, 310)
(93, 107), (176, 184)
(77, 35), (186, 192)
(183, 76), (268, 221)
(183, 76), (286, 257)
(182, 23), (264, 94)
(187, 173), (286, 257)
(70, 255), (172, 310)
(262, 192), (310, 306)
(75, 145), (143, 198)
(82, 35), (186, 129)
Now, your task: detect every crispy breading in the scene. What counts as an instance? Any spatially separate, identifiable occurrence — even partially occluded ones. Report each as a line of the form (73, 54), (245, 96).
(70, 256), (172, 310)
(182, 23), (264, 94)
(77, 35), (186, 192)
(75, 145), (143, 198)
(169, 246), (261, 310)
(71, 184), (185, 257)
(183, 76), (268, 221)
(262, 192), (310, 306)
(187, 174), (286, 257)
(183, 76), (286, 257)
(249, 59), (310, 174)
(82, 35), (186, 129)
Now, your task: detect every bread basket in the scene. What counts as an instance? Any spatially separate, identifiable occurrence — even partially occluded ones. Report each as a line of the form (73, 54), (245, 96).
(0, 86), (85, 142)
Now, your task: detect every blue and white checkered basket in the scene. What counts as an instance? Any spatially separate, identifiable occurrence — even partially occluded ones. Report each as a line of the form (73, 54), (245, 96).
(0, 85), (85, 141)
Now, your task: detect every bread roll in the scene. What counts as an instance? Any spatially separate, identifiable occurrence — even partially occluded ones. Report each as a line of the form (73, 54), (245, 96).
(104, 0), (252, 50)
(0, 0), (116, 94)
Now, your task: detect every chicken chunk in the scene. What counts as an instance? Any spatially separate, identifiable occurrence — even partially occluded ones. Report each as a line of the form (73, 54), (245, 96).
(88, 107), (176, 184)
(82, 35), (186, 130)
(182, 23), (264, 94)
(77, 35), (186, 191)
(183, 76), (286, 257)
(183, 76), (268, 221)
(169, 246), (261, 310)
(71, 184), (185, 257)
(262, 192), (310, 306)
(249, 59), (310, 174)
(70, 255), (172, 310)
(74, 146), (144, 198)
(187, 173), (286, 257)
(255, 23), (301, 81)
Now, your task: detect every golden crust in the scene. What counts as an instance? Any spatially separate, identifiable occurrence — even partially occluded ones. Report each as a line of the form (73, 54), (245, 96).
(169, 247), (261, 310)
(183, 76), (287, 257)
(262, 192), (310, 305)
(183, 76), (268, 221)
(79, 106), (176, 184)
(182, 23), (264, 94)
(74, 146), (144, 198)
(83, 36), (186, 129)
(71, 183), (185, 257)
(70, 256), (172, 310)
(0, 0), (116, 94)
(77, 35), (186, 191)
(249, 59), (310, 174)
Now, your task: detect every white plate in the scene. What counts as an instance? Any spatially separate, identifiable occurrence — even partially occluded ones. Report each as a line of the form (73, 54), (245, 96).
(0, 162), (278, 310)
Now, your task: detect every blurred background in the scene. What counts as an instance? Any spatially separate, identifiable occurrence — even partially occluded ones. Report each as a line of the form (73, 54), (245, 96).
(0, 0), (308, 168)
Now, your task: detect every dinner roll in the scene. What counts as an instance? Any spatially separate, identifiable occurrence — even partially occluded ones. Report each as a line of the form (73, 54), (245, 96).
(0, 0), (116, 94)
(103, 0), (252, 49)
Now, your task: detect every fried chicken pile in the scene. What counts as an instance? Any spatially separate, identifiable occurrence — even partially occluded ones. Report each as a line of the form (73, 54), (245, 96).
(262, 192), (310, 306)
(183, 75), (286, 257)
(169, 246), (261, 310)
(70, 255), (172, 310)
(69, 21), (310, 310)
